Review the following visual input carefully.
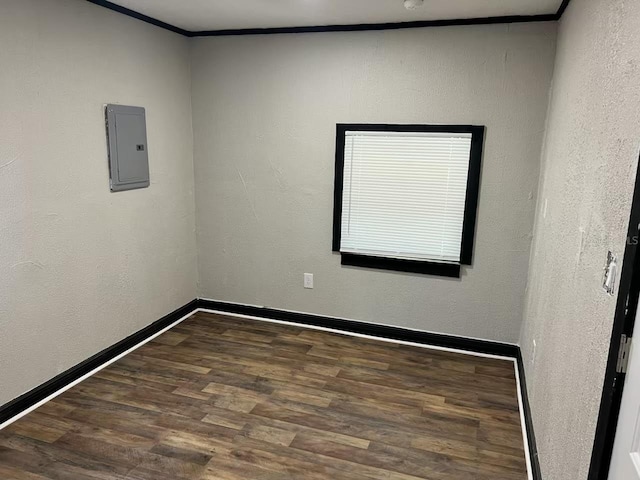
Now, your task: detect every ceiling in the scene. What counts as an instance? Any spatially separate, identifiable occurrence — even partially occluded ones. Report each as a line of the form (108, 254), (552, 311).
(103, 0), (565, 33)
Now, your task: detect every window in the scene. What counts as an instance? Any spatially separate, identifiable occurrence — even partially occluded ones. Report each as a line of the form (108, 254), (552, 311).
(332, 124), (484, 277)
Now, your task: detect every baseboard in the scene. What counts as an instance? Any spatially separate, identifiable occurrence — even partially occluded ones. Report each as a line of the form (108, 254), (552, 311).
(0, 296), (540, 480)
(0, 299), (198, 427)
(197, 298), (519, 358)
(516, 350), (543, 480)
(199, 298), (540, 479)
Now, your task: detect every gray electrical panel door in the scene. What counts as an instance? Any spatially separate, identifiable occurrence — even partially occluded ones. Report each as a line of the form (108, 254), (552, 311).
(106, 104), (149, 192)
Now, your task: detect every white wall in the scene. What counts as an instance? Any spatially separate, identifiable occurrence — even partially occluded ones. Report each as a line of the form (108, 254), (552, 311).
(190, 23), (557, 343)
(0, 0), (197, 405)
(520, 0), (640, 478)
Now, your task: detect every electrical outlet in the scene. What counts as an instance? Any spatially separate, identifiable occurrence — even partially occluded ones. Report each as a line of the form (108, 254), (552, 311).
(304, 273), (314, 289)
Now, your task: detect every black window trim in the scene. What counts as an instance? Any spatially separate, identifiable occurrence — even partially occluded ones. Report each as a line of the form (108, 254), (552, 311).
(332, 123), (485, 277)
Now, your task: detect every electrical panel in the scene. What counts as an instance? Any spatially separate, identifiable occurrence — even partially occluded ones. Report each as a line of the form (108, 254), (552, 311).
(105, 104), (149, 192)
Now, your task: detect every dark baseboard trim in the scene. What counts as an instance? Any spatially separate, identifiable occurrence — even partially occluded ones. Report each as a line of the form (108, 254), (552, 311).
(0, 299), (198, 426)
(85, 0), (559, 38)
(516, 351), (543, 480)
(197, 299), (519, 358)
(1, 296), (540, 480)
(202, 298), (540, 477)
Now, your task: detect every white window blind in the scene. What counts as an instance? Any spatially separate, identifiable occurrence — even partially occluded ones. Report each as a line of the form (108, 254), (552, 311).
(340, 130), (473, 263)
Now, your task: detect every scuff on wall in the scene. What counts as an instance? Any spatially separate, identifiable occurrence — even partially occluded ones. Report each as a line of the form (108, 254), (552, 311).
(236, 167), (260, 223)
(10, 261), (45, 270)
(0, 158), (17, 169)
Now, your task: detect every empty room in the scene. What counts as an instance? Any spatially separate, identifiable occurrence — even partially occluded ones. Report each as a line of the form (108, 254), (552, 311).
(1, 0), (640, 479)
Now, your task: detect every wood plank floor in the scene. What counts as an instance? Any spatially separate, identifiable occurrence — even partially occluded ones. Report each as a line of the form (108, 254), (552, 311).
(0, 312), (527, 480)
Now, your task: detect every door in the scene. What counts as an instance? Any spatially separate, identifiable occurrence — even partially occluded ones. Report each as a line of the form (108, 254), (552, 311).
(590, 155), (640, 478)
(609, 299), (640, 479)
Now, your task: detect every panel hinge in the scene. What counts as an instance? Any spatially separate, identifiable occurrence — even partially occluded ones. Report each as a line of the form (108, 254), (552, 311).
(616, 334), (632, 374)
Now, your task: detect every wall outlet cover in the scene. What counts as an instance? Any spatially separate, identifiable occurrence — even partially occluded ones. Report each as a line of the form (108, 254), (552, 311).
(304, 273), (314, 289)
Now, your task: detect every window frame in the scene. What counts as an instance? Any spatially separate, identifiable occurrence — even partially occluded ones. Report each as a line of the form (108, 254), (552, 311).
(332, 123), (485, 277)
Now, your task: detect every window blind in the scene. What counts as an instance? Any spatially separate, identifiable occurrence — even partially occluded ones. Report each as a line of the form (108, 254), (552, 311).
(340, 130), (473, 263)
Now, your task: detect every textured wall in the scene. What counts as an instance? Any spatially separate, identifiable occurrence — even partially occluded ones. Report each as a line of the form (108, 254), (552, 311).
(191, 23), (557, 343)
(519, 0), (640, 478)
(0, 0), (197, 405)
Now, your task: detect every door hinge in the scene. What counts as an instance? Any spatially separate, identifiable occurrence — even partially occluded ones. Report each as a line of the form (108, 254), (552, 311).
(616, 334), (632, 374)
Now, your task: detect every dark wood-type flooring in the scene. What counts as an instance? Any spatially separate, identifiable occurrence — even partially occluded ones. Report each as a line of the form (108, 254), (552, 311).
(0, 312), (527, 479)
